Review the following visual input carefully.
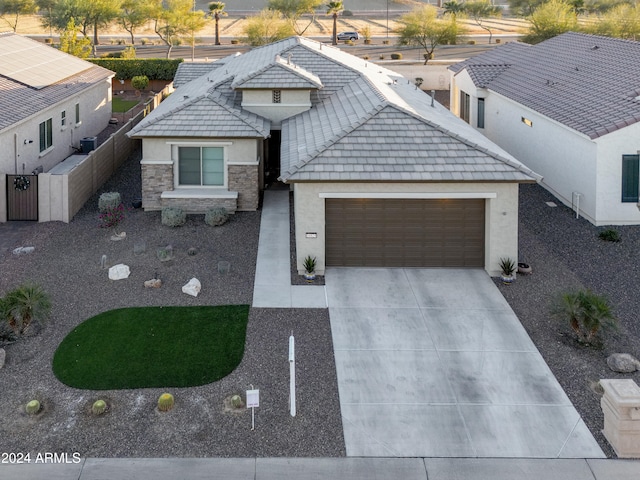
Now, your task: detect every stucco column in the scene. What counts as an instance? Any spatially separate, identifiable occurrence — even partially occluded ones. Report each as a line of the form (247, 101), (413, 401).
(601, 379), (640, 458)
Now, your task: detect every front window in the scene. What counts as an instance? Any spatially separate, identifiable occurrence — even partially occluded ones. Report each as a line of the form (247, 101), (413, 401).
(178, 146), (224, 186)
(622, 154), (640, 202)
(477, 98), (485, 129)
(75, 103), (80, 124)
(39, 118), (53, 152)
(459, 91), (470, 123)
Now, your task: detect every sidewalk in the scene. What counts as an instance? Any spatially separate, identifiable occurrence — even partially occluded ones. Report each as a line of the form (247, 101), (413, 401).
(3, 457), (639, 479)
(252, 189), (326, 308)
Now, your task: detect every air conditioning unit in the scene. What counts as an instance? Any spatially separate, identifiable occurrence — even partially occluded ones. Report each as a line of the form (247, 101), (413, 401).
(80, 136), (97, 153)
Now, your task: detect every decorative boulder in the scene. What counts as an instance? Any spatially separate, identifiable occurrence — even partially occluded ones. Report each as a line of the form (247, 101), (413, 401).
(607, 353), (640, 373)
(108, 264), (130, 280)
(182, 278), (201, 297)
(0, 348), (5, 369)
(144, 278), (162, 288)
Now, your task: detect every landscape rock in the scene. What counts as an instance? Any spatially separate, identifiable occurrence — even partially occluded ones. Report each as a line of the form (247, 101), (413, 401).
(110, 232), (126, 241)
(0, 348), (5, 369)
(144, 278), (162, 288)
(108, 264), (130, 280)
(607, 353), (640, 373)
(182, 278), (201, 297)
(12, 246), (35, 255)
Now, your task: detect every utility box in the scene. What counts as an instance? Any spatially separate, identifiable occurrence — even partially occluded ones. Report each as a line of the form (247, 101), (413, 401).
(601, 379), (640, 458)
(80, 136), (97, 154)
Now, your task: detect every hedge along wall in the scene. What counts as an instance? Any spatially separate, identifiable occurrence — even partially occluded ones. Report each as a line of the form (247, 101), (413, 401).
(87, 58), (183, 81)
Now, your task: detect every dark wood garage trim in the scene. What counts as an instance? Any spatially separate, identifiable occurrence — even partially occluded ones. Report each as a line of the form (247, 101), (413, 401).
(325, 198), (485, 268)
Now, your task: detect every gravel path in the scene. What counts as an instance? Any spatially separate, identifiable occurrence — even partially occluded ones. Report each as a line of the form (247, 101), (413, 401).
(0, 148), (345, 458)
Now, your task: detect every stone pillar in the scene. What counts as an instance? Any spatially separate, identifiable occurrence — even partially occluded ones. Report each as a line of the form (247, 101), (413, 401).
(601, 379), (640, 458)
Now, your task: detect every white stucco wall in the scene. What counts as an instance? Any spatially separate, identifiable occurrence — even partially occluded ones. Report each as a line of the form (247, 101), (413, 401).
(594, 124), (640, 224)
(241, 89), (311, 124)
(0, 78), (112, 176)
(292, 181), (521, 276)
(142, 137), (259, 164)
(450, 70), (485, 128)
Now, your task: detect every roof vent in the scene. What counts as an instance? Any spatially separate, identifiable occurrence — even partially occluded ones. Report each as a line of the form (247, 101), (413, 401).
(591, 45), (599, 50)
(182, 95), (189, 101)
(287, 53), (292, 65)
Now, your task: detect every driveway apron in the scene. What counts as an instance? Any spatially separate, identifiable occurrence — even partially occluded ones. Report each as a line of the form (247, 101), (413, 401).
(326, 268), (605, 458)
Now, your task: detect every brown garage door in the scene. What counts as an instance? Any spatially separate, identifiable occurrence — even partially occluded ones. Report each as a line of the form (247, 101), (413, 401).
(325, 198), (485, 267)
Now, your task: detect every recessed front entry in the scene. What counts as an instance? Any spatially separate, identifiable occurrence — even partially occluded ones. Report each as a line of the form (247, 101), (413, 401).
(325, 198), (485, 267)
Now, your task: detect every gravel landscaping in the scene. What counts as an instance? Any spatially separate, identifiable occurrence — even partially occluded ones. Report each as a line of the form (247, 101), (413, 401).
(0, 148), (345, 458)
(2, 139), (640, 459)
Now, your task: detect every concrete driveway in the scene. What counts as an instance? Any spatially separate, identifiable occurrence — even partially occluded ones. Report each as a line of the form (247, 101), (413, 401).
(326, 268), (605, 458)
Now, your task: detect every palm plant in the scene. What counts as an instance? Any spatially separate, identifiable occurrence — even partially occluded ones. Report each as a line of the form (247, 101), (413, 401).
(208, 2), (227, 46)
(2, 283), (51, 335)
(555, 290), (616, 345)
(326, 1), (344, 45)
(443, 0), (464, 20)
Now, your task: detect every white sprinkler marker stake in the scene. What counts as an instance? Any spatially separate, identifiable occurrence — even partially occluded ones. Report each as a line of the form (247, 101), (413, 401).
(289, 334), (296, 417)
(246, 388), (259, 430)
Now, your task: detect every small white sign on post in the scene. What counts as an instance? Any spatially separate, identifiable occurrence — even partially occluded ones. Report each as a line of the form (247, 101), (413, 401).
(246, 388), (259, 430)
(289, 334), (296, 417)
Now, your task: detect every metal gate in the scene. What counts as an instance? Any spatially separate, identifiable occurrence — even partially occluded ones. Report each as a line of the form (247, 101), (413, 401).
(7, 174), (38, 221)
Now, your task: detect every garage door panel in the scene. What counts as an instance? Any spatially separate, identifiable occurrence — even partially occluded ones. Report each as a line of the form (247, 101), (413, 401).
(326, 198), (485, 268)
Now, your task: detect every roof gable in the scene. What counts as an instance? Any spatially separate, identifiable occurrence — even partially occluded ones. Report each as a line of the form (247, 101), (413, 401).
(231, 56), (323, 90)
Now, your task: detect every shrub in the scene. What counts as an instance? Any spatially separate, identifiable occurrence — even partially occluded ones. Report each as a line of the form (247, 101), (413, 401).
(25, 400), (41, 415)
(363, 55), (369, 60)
(99, 192), (121, 213)
(390, 53), (403, 60)
(92, 400), (107, 415)
(554, 290), (617, 345)
(599, 228), (621, 242)
(343, 9), (353, 16)
(122, 46), (136, 59)
(161, 207), (186, 227)
(231, 39), (239, 44)
(205, 207), (229, 226)
(87, 58), (183, 81)
(158, 393), (174, 412)
(141, 38), (149, 45)
(379, 54), (385, 59)
(99, 203), (125, 229)
(131, 75), (149, 91)
(467, 40), (476, 45)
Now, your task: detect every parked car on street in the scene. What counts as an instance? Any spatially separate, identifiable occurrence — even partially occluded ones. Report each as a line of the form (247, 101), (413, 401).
(336, 31), (359, 41)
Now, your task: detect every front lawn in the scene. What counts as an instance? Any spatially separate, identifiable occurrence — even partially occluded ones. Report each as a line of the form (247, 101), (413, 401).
(53, 305), (249, 390)
(112, 97), (139, 113)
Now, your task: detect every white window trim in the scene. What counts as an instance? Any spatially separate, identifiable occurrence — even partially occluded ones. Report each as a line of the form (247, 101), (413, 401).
(38, 146), (54, 158)
(171, 143), (229, 189)
(319, 192), (497, 199)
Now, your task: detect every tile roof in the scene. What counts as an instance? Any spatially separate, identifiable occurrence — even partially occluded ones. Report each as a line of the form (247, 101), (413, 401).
(0, 33), (113, 133)
(173, 61), (222, 88)
(231, 55), (323, 89)
(450, 32), (640, 139)
(132, 36), (538, 183)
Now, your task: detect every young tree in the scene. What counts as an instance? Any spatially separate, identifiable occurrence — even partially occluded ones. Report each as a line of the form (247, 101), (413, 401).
(463, 0), (503, 43)
(586, 4), (640, 39)
(208, 1), (227, 45)
(0, 0), (36, 32)
(35, 0), (55, 36)
(82, 0), (122, 46)
(243, 8), (295, 46)
(120, 0), (151, 45)
(326, 1), (343, 45)
(148, 0), (205, 58)
(508, 0), (545, 16)
(396, 5), (459, 64)
(523, 0), (578, 44)
(40, 0), (88, 36)
(1, 283), (51, 336)
(268, 0), (324, 35)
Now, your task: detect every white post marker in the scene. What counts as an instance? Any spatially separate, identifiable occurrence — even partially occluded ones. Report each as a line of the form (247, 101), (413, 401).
(246, 387), (259, 431)
(289, 333), (296, 417)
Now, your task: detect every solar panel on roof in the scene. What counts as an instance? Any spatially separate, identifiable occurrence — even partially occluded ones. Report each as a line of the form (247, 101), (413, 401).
(0, 34), (90, 89)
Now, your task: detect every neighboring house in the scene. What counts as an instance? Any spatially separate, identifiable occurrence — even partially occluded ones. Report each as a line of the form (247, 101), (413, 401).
(0, 32), (114, 222)
(449, 32), (640, 226)
(129, 36), (539, 276)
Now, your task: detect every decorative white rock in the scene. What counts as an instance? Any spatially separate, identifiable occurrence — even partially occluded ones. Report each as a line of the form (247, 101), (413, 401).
(182, 278), (201, 297)
(12, 246), (35, 255)
(144, 278), (162, 288)
(108, 264), (130, 280)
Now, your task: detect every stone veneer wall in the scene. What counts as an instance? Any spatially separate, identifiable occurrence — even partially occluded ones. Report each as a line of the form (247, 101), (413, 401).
(142, 163), (173, 210)
(160, 196), (237, 213)
(229, 164), (259, 211)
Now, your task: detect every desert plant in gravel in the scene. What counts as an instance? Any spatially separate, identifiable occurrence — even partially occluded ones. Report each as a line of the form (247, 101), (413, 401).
(98, 192), (121, 213)
(25, 400), (41, 415)
(230, 394), (244, 408)
(161, 207), (186, 227)
(205, 207), (229, 226)
(1, 283), (51, 335)
(98, 203), (126, 230)
(599, 228), (621, 243)
(157, 393), (175, 412)
(92, 399), (108, 415)
(554, 290), (617, 345)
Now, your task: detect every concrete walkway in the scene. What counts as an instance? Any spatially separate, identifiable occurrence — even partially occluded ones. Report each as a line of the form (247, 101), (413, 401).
(3, 457), (640, 479)
(326, 268), (605, 458)
(252, 190), (326, 308)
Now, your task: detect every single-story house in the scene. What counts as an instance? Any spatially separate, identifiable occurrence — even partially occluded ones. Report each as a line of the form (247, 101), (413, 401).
(0, 32), (114, 222)
(129, 36), (540, 276)
(449, 32), (640, 226)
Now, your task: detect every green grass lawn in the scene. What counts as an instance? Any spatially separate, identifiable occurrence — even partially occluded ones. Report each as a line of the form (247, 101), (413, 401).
(112, 97), (139, 113)
(53, 305), (249, 390)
